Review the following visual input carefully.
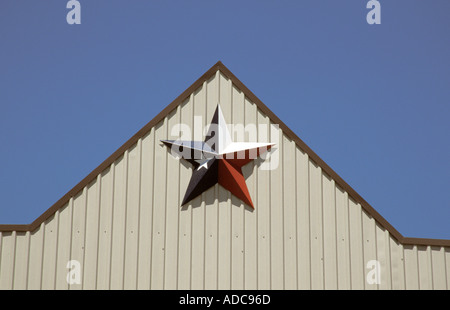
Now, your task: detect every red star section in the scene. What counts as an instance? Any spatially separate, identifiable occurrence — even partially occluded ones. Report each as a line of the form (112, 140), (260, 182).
(218, 146), (273, 209)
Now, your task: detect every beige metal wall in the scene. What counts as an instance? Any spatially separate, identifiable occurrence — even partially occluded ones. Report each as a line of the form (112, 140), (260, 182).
(1, 70), (449, 289)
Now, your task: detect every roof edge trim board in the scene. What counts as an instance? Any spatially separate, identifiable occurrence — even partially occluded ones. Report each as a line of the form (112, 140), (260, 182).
(0, 61), (448, 248)
(402, 237), (450, 247)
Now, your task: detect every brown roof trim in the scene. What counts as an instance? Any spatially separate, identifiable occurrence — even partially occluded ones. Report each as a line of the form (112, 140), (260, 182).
(402, 237), (450, 247)
(1, 61), (449, 247)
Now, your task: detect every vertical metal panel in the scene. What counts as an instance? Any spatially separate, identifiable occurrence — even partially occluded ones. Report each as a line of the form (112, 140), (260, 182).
(403, 245), (419, 289)
(256, 109), (271, 290)
(446, 249), (450, 289)
(390, 237), (406, 289)
(0, 232), (15, 289)
(335, 188), (351, 289)
(164, 109), (181, 290)
(96, 167), (114, 289)
(83, 177), (101, 289)
(270, 121), (284, 289)
(204, 73), (220, 290)
(322, 174), (337, 289)
(243, 97), (258, 290)
(27, 224), (44, 289)
(70, 188), (87, 290)
(417, 245), (432, 289)
(177, 97), (193, 290)
(42, 215), (57, 289)
(296, 148), (311, 289)
(231, 84), (245, 290)
(362, 210), (377, 290)
(309, 161), (324, 289)
(282, 136), (297, 289)
(151, 120), (167, 289)
(110, 154), (127, 289)
(124, 143), (141, 289)
(431, 246), (447, 289)
(217, 73), (232, 289)
(375, 225), (392, 289)
(1, 69), (449, 290)
(55, 201), (72, 289)
(348, 198), (364, 289)
(137, 131), (154, 289)
(13, 231), (29, 289)
(204, 181), (219, 289)
(191, 84), (206, 290)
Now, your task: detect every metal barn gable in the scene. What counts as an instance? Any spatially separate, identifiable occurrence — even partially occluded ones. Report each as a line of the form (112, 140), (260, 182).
(0, 62), (449, 290)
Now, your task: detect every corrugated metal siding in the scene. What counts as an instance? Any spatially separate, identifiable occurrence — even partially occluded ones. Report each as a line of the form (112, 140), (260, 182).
(1, 70), (449, 290)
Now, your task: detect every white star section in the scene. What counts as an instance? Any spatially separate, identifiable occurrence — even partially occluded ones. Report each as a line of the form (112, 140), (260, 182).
(205, 104), (275, 159)
(162, 104), (274, 163)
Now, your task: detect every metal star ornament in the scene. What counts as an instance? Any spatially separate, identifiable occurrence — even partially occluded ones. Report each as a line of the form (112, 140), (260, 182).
(161, 105), (274, 209)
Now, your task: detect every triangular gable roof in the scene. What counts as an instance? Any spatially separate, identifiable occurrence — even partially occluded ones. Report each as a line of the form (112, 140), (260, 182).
(1, 61), (449, 247)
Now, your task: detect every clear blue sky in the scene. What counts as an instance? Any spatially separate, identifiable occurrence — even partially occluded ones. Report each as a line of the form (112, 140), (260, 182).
(1, 1), (449, 239)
